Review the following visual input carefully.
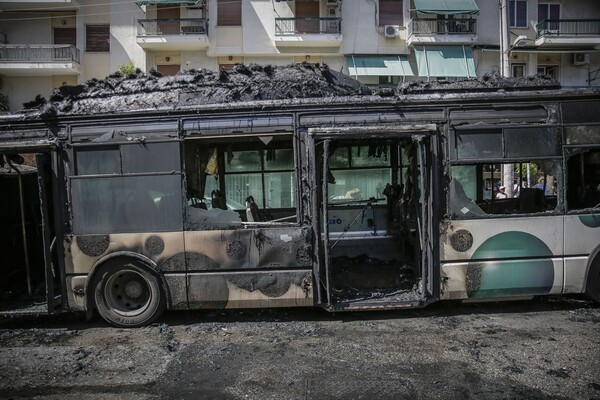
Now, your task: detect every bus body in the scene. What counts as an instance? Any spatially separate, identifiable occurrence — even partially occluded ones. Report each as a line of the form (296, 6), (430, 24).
(1, 87), (599, 327)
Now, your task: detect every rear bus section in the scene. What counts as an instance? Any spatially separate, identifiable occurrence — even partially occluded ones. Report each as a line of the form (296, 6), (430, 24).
(440, 99), (600, 303)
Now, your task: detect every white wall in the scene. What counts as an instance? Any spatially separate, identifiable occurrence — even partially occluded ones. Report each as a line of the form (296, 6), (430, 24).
(3, 76), (52, 112)
(0, 13), (53, 44)
(109, 0), (147, 73)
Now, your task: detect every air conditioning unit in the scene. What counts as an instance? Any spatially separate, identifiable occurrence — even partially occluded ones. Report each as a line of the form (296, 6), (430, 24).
(326, 0), (339, 6)
(572, 53), (590, 66)
(384, 25), (400, 38)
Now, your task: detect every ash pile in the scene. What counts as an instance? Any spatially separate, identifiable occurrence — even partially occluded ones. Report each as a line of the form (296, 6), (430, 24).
(22, 63), (372, 118)
(396, 72), (559, 94)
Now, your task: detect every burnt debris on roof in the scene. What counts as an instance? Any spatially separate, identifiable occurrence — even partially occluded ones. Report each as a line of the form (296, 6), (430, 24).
(396, 72), (559, 94)
(15, 64), (563, 119)
(22, 63), (372, 118)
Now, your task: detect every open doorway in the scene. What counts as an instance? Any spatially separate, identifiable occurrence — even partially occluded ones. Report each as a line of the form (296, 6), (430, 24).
(0, 153), (59, 314)
(314, 135), (433, 308)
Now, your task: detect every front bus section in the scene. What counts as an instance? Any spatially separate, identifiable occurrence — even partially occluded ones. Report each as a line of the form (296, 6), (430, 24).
(306, 124), (440, 311)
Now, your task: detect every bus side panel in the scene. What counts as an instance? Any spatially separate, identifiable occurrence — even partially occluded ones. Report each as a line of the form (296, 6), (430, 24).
(64, 232), (186, 311)
(187, 270), (313, 309)
(184, 227), (313, 308)
(65, 232), (186, 274)
(440, 216), (564, 299)
(564, 214), (600, 294)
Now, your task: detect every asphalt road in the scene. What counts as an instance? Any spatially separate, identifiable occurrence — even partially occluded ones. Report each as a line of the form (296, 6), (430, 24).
(0, 296), (599, 400)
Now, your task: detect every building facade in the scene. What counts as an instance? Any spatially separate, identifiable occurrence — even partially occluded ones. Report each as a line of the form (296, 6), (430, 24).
(0, 0), (598, 112)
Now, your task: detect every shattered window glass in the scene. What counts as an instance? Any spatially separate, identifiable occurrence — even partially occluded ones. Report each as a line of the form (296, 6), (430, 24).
(183, 138), (297, 227)
(449, 160), (560, 219)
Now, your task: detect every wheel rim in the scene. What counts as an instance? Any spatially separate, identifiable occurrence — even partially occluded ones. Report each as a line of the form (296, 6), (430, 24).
(104, 270), (152, 317)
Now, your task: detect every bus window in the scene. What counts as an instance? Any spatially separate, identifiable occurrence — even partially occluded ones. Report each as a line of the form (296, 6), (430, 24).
(183, 136), (297, 230)
(567, 148), (600, 210)
(71, 140), (183, 234)
(449, 160), (560, 218)
(328, 145), (391, 203)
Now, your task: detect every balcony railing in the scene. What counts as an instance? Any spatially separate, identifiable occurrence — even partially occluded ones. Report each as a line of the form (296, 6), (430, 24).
(138, 18), (208, 36)
(536, 19), (600, 38)
(0, 44), (80, 63)
(408, 18), (476, 36)
(275, 17), (341, 35)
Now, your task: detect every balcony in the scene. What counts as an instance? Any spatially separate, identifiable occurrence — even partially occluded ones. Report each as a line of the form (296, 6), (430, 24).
(535, 19), (600, 49)
(137, 18), (209, 50)
(274, 17), (342, 48)
(407, 18), (477, 46)
(0, 45), (80, 76)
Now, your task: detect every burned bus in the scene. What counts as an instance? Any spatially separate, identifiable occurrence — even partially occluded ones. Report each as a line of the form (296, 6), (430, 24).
(0, 67), (599, 327)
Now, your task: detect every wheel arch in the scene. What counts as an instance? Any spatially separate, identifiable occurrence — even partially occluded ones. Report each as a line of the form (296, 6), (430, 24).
(582, 243), (600, 302)
(84, 251), (170, 312)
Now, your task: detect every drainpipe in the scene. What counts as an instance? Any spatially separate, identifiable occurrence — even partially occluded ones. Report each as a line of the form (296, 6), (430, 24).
(4, 155), (32, 297)
(499, 0), (514, 197)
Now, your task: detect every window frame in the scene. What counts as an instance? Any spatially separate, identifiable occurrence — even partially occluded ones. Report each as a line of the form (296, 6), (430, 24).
(85, 24), (110, 52)
(509, 0), (528, 28)
(217, 0), (242, 26)
(379, 0), (404, 27)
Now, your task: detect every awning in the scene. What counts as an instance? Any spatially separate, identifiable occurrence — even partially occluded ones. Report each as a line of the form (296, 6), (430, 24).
(415, 45), (476, 78)
(135, 0), (199, 5)
(413, 0), (479, 15)
(347, 56), (414, 76)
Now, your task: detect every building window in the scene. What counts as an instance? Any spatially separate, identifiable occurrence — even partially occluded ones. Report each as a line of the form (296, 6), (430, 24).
(509, 0), (527, 28)
(537, 65), (559, 81)
(86, 25), (110, 52)
(217, 0), (241, 26)
(537, 3), (560, 23)
(379, 0), (403, 26)
(512, 64), (525, 77)
(54, 28), (76, 46)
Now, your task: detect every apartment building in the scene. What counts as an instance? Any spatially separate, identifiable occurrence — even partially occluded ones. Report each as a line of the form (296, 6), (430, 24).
(0, 0), (598, 112)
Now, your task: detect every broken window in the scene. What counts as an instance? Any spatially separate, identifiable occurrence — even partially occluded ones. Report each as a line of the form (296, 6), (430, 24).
(449, 161), (560, 218)
(450, 126), (561, 218)
(71, 140), (183, 234)
(183, 136), (297, 230)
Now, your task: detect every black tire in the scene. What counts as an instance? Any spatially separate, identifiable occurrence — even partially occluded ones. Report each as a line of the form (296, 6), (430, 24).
(586, 257), (600, 304)
(92, 260), (166, 328)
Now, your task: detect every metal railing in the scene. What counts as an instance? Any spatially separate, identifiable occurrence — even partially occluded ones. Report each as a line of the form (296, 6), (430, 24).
(138, 18), (208, 36)
(275, 17), (342, 35)
(408, 18), (476, 36)
(0, 44), (80, 63)
(536, 19), (600, 38)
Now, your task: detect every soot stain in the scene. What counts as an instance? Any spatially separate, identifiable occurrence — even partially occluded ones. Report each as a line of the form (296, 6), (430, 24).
(145, 235), (165, 256)
(226, 240), (247, 260)
(466, 263), (483, 297)
(76, 235), (110, 257)
(228, 273), (292, 298)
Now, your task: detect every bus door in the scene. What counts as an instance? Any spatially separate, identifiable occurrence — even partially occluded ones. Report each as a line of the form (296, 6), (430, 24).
(309, 127), (436, 310)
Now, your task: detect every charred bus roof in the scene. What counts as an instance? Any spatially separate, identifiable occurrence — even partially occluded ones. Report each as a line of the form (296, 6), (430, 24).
(0, 63), (598, 146)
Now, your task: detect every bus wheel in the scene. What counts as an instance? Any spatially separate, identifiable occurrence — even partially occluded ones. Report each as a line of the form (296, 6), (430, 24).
(586, 258), (600, 304)
(92, 260), (166, 328)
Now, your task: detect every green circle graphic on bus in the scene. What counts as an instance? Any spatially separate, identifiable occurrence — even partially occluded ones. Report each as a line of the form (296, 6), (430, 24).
(579, 215), (600, 228)
(466, 231), (554, 298)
